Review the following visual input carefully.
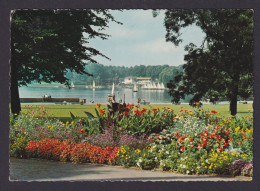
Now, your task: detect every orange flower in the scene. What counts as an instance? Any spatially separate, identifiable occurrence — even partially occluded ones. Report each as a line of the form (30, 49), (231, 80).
(79, 129), (84, 133)
(195, 102), (200, 106)
(100, 109), (105, 115)
(96, 104), (101, 108)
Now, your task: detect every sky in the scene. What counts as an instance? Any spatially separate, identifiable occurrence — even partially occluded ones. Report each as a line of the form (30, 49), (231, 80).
(87, 10), (205, 67)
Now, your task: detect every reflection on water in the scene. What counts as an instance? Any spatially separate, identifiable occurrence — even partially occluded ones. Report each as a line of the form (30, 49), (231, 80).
(19, 86), (173, 104)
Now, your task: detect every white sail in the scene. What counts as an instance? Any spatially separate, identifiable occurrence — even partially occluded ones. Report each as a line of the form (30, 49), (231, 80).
(157, 83), (161, 89)
(111, 83), (115, 95)
(152, 82), (156, 89)
(161, 83), (165, 89)
(71, 82), (75, 88)
(148, 83), (152, 89)
(93, 80), (95, 88)
(133, 83), (138, 92)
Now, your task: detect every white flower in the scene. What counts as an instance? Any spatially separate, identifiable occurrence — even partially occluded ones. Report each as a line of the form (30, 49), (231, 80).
(180, 164), (183, 167)
(155, 157), (157, 160)
(197, 166), (200, 169)
(186, 170), (190, 174)
(138, 158), (142, 163)
(206, 159), (208, 163)
(183, 165), (186, 168)
(166, 151), (169, 154)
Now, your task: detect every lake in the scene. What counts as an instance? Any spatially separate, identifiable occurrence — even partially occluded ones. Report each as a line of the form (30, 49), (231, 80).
(19, 86), (173, 104)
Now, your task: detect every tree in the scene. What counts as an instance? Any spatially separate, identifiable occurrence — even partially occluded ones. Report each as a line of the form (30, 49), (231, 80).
(10, 10), (119, 115)
(163, 9), (253, 115)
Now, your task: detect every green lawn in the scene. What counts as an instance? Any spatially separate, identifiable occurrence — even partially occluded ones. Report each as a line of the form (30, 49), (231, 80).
(21, 103), (253, 122)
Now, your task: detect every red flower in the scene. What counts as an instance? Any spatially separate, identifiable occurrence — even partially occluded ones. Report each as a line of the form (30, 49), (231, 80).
(153, 108), (158, 112)
(177, 134), (181, 139)
(142, 108), (147, 112)
(200, 133), (204, 138)
(216, 135), (220, 140)
(204, 130), (208, 135)
(228, 138), (232, 143)
(180, 146), (185, 152)
(202, 140), (207, 147)
(225, 131), (229, 136)
(219, 147), (223, 152)
(96, 104), (101, 108)
(79, 129), (84, 133)
(134, 110), (141, 116)
(210, 134), (213, 139)
(123, 111), (128, 116)
(223, 143), (229, 147)
(211, 110), (217, 114)
(189, 138), (193, 142)
(190, 145), (194, 148)
(178, 139), (182, 144)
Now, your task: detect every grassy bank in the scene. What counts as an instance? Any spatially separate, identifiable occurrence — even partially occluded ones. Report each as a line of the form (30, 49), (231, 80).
(20, 103), (253, 122)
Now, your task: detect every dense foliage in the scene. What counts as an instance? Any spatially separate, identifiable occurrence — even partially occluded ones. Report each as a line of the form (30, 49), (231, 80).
(162, 9), (253, 115)
(10, 10), (118, 114)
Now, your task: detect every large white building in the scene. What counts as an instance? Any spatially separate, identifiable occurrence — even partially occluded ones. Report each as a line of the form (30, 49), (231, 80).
(123, 77), (152, 85)
(123, 76), (135, 84)
(136, 77), (152, 85)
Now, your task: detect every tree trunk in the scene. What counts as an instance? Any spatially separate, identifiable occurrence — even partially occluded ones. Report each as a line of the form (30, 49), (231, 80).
(10, 60), (21, 115)
(229, 75), (239, 116)
(230, 94), (238, 116)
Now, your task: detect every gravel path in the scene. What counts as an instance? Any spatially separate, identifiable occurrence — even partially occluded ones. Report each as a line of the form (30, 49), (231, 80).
(9, 158), (252, 181)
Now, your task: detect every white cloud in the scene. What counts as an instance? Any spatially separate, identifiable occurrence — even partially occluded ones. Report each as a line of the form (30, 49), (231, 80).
(135, 38), (182, 53)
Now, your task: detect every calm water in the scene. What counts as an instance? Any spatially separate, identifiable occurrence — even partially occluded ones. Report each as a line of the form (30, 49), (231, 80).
(19, 86), (173, 104)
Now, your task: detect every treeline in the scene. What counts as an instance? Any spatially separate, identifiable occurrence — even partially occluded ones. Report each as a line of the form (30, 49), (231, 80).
(65, 62), (183, 86)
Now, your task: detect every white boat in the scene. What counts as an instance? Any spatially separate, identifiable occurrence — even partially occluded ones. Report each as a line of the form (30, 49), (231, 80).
(133, 83), (138, 92)
(71, 82), (75, 88)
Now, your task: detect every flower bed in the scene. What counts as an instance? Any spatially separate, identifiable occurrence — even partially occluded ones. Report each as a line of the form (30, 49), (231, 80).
(10, 104), (253, 177)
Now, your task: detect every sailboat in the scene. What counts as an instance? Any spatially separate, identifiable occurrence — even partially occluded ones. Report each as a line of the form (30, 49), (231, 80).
(107, 82), (115, 102)
(93, 80), (95, 91)
(71, 82), (75, 88)
(133, 83), (138, 92)
(161, 83), (166, 89)
(111, 82), (115, 95)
